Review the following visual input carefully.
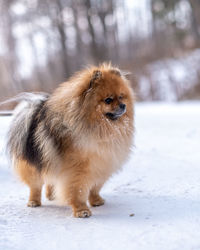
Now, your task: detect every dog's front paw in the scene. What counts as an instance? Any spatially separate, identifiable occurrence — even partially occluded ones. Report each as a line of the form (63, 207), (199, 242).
(74, 209), (92, 218)
(27, 200), (41, 207)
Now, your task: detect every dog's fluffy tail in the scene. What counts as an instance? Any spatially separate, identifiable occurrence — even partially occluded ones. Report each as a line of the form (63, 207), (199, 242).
(6, 92), (49, 161)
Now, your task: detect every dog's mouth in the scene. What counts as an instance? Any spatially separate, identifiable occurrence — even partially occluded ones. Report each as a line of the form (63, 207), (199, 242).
(106, 108), (126, 121)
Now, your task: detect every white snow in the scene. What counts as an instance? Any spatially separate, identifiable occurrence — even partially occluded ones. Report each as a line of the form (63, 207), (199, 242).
(0, 102), (200, 250)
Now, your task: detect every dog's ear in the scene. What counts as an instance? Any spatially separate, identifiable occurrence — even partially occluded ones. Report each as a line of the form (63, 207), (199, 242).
(110, 68), (131, 79)
(110, 68), (121, 76)
(89, 70), (102, 89)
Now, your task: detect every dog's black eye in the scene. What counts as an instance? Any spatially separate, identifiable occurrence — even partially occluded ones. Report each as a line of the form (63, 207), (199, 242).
(104, 97), (113, 104)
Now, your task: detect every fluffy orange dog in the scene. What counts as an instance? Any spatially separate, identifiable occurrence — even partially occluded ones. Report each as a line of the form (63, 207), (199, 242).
(7, 63), (134, 217)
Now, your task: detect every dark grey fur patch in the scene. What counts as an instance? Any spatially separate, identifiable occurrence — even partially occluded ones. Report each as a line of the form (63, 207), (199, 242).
(7, 96), (48, 161)
(7, 93), (71, 171)
(23, 101), (71, 170)
(23, 100), (47, 170)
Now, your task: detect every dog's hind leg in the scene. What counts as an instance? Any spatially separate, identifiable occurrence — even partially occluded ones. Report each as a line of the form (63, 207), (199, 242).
(45, 184), (55, 201)
(15, 158), (43, 207)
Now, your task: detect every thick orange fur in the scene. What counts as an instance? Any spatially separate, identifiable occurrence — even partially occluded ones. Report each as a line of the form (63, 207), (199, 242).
(12, 64), (134, 218)
(15, 159), (43, 207)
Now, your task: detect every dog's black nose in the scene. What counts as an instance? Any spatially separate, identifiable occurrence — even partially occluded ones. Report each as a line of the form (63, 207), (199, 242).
(119, 103), (126, 110)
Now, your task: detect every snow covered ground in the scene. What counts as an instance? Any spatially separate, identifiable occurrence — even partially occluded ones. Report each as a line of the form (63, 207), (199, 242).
(0, 102), (200, 250)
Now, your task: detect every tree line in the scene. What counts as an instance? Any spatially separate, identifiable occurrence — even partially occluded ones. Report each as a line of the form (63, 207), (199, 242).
(0, 0), (200, 101)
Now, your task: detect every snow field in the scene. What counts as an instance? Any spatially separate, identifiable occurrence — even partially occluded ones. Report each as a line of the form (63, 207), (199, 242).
(0, 102), (200, 250)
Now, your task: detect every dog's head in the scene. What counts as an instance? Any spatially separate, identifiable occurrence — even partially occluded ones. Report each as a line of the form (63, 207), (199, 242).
(82, 64), (134, 123)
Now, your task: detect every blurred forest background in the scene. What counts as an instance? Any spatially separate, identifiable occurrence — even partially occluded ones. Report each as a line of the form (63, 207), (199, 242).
(0, 0), (200, 105)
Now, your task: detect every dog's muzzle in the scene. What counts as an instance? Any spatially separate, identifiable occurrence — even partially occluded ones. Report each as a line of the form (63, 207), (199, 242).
(106, 104), (126, 120)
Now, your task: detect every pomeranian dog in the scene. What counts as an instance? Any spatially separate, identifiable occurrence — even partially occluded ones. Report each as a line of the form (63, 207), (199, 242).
(7, 63), (134, 218)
